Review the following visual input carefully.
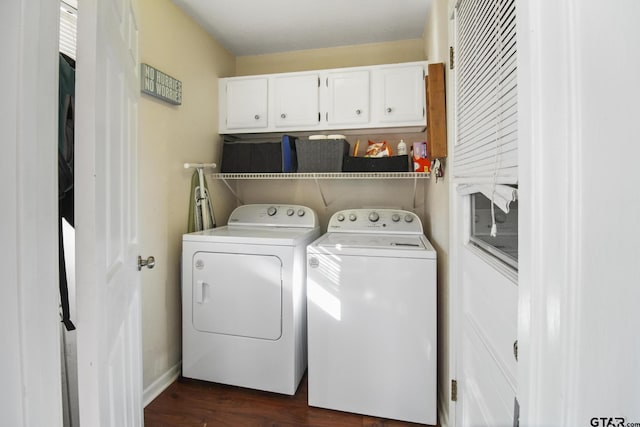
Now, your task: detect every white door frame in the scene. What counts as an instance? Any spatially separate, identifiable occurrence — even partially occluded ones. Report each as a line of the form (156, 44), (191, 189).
(0, 0), (63, 426)
(516, 0), (586, 423)
(518, 0), (640, 424)
(517, 0), (591, 423)
(446, 2), (459, 426)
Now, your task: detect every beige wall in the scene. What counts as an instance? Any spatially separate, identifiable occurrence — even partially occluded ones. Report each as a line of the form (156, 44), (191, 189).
(138, 0), (236, 392)
(423, 0), (452, 424)
(236, 39), (425, 75)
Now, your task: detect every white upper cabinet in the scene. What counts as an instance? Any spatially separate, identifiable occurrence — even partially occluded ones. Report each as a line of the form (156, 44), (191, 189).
(325, 70), (370, 126)
(223, 77), (268, 130)
(372, 64), (425, 124)
(273, 74), (321, 128)
(218, 61), (427, 134)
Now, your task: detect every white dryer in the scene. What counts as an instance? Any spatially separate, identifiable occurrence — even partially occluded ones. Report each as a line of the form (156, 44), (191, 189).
(306, 209), (437, 424)
(182, 204), (320, 395)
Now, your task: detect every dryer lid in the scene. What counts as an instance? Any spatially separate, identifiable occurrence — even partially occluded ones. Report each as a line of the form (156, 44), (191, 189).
(183, 225), (320, 246)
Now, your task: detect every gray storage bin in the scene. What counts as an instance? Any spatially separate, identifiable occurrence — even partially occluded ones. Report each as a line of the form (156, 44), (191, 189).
(295, 138), (350, 172)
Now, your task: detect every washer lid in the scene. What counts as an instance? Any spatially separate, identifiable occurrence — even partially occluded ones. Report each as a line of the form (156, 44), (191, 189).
(311, 232), (437, 259)
(317, 233), (425, 249)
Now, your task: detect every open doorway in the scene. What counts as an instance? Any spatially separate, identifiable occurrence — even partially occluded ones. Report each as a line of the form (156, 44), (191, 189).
(58, 1), (78, 426)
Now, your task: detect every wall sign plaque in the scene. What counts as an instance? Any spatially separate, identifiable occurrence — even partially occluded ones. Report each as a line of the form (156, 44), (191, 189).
(141, 63), (182, 105)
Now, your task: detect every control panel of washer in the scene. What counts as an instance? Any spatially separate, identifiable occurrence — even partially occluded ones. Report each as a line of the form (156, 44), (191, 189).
(327, 209), (423, 234)
(228, 204), (318, 228)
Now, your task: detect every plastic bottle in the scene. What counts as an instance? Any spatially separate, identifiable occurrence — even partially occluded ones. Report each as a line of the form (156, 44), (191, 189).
(397, 139), (407, 155)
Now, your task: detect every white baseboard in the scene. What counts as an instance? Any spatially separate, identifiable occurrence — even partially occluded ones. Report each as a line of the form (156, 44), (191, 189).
(143, 361), (182, 407)
(437, 387), (450, 427)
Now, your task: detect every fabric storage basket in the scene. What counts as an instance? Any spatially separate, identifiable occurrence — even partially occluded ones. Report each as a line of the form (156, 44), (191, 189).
(295, 138), (350, 172)
(342, 155), (411, 172)
(221, 140), (282, 173)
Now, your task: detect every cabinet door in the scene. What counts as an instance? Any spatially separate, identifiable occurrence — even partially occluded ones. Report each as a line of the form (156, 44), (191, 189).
(225, 77), (268, 129)
(373, 65), (425, 124)
(326, 70), (370, 126)
(274, 74), (320, 128)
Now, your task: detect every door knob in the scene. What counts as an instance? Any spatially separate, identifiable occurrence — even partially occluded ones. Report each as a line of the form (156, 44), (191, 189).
(138, 255), (155, 271)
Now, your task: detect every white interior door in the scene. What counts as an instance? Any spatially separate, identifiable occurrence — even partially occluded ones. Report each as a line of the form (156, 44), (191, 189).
(2, 1), (62, 426)
(453, 243), (518, 426)
(75, 0), (142, 425)
(449, 3), (518, 426)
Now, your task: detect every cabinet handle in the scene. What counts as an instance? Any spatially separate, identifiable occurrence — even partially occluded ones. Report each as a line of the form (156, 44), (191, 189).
(280, 113), (287, 119)
(254, 114), (260, 120)
(386, 107), (393, 114)
(356, 109), (361, 115)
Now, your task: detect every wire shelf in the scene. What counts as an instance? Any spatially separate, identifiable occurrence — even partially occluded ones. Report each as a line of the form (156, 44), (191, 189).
(210, 172), (430, 180)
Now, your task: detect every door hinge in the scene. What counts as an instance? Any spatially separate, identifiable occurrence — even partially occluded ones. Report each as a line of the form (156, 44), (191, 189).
(449, 46), (455, 70)
(318, 77), (320, 87)
(451, 379), (458, 401)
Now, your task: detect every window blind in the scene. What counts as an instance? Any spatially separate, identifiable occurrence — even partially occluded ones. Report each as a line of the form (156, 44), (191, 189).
(59, 1), (77, 60)
(457, 183), (517, 214)
(453, 0), (517, 185)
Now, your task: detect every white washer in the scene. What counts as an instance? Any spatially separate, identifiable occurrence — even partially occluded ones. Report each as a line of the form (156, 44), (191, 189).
(306, 209), (437, 424)
(182, 204), (320, 395)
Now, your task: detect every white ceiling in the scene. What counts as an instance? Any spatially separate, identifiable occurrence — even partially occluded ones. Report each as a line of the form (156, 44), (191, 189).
(171, 0), (432, 56)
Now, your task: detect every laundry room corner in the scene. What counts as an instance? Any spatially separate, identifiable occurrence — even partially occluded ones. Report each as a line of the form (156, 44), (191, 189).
(422, 0), (452, 424)
(137, 0), (237, 403)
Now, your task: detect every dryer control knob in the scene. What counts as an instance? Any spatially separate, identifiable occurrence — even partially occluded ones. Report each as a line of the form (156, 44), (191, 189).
(267, 206), (277, 216)
(349, 213), (357, 222)
(286, 208), (295, 216)
(368, 212), (380, 222)
(336, 213), (345, 222)
(404, 214), (414, 223)
(391, 213), (401, 222)
(297, 209), (306, 217)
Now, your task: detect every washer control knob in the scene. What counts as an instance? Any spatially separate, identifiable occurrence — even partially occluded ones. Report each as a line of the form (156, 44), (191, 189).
(368, 212), (380, 222)
(349, 213), (357, 222)
(391, 213), (401, 222)
(297, 208), (306, 217)
(267, 206), (277, 216)
(404, 214), (414, 223)
(336, 213), (345, 222)
(286, 208), (295, 216)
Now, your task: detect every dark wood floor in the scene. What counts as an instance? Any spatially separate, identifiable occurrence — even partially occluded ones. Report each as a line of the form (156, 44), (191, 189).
(144, 374), (436, 427)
